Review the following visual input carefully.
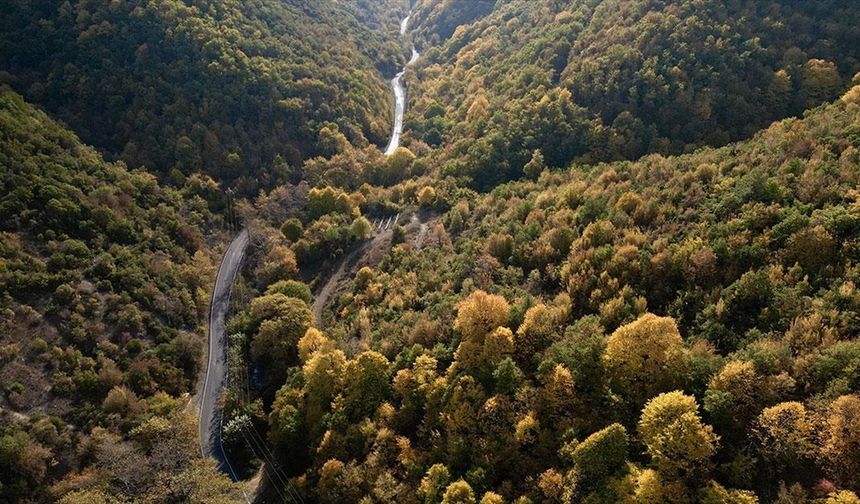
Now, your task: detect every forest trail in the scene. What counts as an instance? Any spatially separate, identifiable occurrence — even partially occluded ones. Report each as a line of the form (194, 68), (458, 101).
(311, 225), (395, 327)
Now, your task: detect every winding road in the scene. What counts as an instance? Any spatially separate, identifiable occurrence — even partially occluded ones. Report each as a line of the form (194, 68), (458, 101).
(199, 228), (249, 479)
(384, 13), (419, 155)
(198, 8), (419, 485)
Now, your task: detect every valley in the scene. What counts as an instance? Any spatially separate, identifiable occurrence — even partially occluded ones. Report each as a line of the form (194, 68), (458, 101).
(2, 1), (860, 503)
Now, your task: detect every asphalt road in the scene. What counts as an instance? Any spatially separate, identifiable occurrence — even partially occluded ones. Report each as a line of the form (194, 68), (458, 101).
(384, 13), (419, 155)
(199, 228), (250, 480)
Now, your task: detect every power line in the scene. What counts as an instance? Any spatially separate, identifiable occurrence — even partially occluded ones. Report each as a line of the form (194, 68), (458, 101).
(238, 425), (290, 504)
(241, 422), (304, 504)
(244, 421), (304, 504)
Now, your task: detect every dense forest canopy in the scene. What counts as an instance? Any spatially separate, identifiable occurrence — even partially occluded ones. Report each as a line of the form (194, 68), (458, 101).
(403, 0), (860, 189)
(246, 86), (860, 503)
(0, 0), (408, 191)
(3, 0), (860, 502)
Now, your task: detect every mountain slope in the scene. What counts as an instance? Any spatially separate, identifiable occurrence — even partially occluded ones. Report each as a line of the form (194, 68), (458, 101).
(0, 87), (241, 501)
(260, 88), (860, 501)
(0, 0), (406, 189)
(404, 0), (860, 189)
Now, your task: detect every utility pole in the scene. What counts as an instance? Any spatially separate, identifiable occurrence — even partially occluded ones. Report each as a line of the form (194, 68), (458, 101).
(225, 187), (235, 232)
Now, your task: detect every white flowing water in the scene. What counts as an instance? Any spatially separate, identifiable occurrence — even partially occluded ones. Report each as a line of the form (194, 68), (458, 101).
(385, 13), (419, 156)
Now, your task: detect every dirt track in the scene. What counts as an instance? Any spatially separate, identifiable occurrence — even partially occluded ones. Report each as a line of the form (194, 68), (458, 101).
(312, 227), (394, 327)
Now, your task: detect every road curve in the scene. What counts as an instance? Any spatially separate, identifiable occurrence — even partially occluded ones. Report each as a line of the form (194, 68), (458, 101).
(384, 13), (419, 155)
(199, 228), (250, 479)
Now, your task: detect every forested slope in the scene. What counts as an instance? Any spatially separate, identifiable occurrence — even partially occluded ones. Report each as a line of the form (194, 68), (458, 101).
(0, 0), (407, 190)
(253, 86), (860, 501)
(0, 87), (242, 502)
(404, 0), (860, 189)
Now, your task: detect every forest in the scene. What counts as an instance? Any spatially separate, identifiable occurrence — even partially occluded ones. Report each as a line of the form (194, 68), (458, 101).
(0, 87), (245, 501)
(0, 0), (407, 191)
(403, 0), (860, 189)
(2, 0), (860, 502)
(233, 82), (860, 504)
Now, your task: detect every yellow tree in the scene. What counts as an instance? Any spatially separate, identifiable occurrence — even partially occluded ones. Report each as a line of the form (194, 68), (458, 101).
(638, 391), (718, 478)
(515, 411), (540, 445)
(418, 186), (437, 207)
(255, 244), (298, 286)
(542, 364), (576, 425)
(480, 492), (504, 504)
(698, 481), (759, 504)
(302, 346), (347, 429)
(515, 304), (560, 365)
(819, 395), (860, 489)
(419, 463), (452, 503)
(824, 491), (860, 504)
(454, 290), (510, 342)
(703, 359), (792, 436)
(442, 480), (476, 504)
(754, 402), (813, 470)
(297, 328), (335, 363)
(603, 314), (686, 407)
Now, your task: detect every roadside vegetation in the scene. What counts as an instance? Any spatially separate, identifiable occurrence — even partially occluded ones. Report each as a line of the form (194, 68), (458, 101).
(0, 87), (245, 501)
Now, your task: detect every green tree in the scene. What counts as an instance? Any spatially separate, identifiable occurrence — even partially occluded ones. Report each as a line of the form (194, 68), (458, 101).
(493, 357), (524, 395)
(349, 216), (373, 240)
(523, 149), (546, 180)
(343, 351), (391, 420)
(281, 218), (304, 241)
(249, 295), (313, 366)
(265, 280), (313, 305)
(381, 147), (416, 185)
(572, 423), (628, 486)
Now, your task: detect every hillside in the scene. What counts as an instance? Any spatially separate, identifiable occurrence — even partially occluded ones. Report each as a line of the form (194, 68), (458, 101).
(251, 88), (860, 501)
(0, 87), (242, 502)
(403, 0), (860, 189)
(3, 1), (860, 503)
(0, 0), (407, 189)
